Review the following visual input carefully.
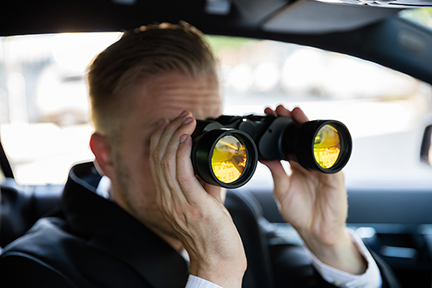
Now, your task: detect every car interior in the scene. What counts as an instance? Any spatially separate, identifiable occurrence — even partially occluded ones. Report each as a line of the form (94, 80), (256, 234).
(1, 0), (432, 287)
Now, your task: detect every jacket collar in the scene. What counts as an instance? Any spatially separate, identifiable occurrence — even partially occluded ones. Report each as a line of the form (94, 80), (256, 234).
(61, 162), (189, 288)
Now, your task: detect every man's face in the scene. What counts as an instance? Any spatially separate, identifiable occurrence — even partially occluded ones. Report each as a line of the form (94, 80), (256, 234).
(110, 72), (223, 240)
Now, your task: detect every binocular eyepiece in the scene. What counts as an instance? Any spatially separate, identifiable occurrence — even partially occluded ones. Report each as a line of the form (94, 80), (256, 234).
(191, 114), (352, 188)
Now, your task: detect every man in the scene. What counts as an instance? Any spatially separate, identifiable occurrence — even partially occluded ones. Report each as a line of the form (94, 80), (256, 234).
(0, 22), (398, 287)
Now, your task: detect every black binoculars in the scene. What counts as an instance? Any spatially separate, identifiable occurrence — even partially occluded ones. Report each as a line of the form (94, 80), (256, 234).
(191, 114), (352, 188)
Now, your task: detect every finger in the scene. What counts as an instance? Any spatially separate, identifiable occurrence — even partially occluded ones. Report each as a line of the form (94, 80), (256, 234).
(163, 116), (196, 164)
(291, 107), (309, 123)
(260, 160), (291, 200)
(149, 119), (171, 204)
(150, 112), (193, 204)
(149, 112), (190, 209)
(264, 107), (276, 115)
(288, 161), (311, 178)
(160, 116), (197, 198)
(274, 104), (292, 118)
(203, 182), (224, 204)
(154, 111), (192, 162)
(176, 134), (207, 205)
(150, 118), (169, 157)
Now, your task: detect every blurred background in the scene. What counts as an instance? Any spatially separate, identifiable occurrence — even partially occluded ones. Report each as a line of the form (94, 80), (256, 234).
(0, 8), (432, 189)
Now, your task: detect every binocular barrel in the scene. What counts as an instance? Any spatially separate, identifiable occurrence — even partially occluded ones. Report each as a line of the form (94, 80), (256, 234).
(191, 114), (352, 188)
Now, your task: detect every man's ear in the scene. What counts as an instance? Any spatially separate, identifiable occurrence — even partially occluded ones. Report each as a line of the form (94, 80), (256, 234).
(89, 133), (116, 180)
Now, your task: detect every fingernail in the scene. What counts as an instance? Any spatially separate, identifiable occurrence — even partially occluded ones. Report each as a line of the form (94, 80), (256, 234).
(183, 117), (192, 124)
(179, 110), (188, 118)
(180, 135), (188, 143)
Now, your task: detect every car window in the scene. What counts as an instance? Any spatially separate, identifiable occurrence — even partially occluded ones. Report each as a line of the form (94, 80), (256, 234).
(208, 36), (432, 191)
(399, 7), (432, 31)
(0, 32), (431, 188)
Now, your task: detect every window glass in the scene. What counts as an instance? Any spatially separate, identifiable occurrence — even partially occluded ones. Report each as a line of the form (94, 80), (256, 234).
(0, 33), (431, 190)
(208, 36), (432, 191)
(0, 33), (121, 184)
(399, 8), (432, 31)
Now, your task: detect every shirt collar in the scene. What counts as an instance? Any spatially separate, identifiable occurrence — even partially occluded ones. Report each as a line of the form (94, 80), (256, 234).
(95, 175), (111, 199)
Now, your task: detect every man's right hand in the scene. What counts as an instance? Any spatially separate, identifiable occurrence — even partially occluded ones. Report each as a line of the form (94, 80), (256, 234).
(149, 110), (246, 288)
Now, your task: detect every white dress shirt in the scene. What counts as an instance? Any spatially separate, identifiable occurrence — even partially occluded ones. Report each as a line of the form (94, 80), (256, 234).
(96, 176), (382, 288)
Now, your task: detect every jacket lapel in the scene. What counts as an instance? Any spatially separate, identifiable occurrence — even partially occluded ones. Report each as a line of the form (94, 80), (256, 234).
(62, 162), (189, 288)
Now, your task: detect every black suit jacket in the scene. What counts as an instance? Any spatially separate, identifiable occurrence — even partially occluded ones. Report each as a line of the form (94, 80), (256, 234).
(0, 162), (400, 288)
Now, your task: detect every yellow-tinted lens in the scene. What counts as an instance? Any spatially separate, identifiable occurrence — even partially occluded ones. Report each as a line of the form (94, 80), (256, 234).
(314, 125), (341, 169)
(211, 135), (247, 183)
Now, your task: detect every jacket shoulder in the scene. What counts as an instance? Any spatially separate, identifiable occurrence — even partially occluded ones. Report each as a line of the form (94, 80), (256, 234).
(0, 251), (77, 288)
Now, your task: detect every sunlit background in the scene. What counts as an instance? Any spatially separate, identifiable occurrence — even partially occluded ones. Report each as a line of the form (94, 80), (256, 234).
(0, 8), (432, 189)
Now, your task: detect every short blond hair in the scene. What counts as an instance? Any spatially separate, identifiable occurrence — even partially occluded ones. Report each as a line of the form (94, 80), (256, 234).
(87, 22), (218, 137)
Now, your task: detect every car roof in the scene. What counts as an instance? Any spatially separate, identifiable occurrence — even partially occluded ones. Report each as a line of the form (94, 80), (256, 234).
(1, 0), (432, 84)
(0, 0), (403, 36)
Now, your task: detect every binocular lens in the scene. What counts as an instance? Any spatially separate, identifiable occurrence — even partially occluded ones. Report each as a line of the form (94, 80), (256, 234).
(313, 124), (341, 169)
(192, 128), (257, 188)
(193, 115), (351, 188)
(211, 135), (247, 183)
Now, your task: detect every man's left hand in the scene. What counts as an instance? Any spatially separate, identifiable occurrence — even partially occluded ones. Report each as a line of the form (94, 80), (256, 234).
(261, 105), (367, 275)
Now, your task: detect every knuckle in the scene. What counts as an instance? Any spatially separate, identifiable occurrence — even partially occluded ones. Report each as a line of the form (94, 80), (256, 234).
(188, 206), (204, 221)
(152, 147), (163, 162)
(182, 206), (206, 227)
(176, 144), (189, 159)
(177, 173), (190, 186)
(172, 209), (188, 224)
(161, 155), (175, 170)
(164, 202), (204, 223)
